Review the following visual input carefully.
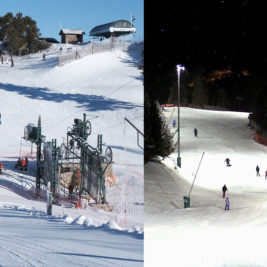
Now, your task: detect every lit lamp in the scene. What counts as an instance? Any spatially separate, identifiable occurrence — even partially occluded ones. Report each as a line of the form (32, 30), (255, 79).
(176, 64), (185, 168)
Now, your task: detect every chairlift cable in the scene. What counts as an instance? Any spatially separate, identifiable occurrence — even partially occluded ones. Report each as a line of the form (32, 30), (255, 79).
(42, 79), (137, 133)
(104, 79), (135, 97)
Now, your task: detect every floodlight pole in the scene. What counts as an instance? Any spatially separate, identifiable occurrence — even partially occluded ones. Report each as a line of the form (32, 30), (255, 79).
(177, 65), (185, 168)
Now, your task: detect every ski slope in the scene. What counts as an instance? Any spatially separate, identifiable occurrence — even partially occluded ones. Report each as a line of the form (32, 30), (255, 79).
(0, 42), (144, 266)
(145, 107), (267, 267)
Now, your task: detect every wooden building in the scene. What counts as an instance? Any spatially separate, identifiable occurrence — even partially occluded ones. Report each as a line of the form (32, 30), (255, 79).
(59, 29), (85, 44)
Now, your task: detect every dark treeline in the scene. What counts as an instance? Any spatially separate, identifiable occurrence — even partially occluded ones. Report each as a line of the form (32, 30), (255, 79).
(162, 67), (266, 114)
(0, 12), (50, 56)
(145, 58), (267, 134)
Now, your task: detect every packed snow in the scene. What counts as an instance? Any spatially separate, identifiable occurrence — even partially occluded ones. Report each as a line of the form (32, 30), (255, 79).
(0, 42), (143, 266)
(145, 107), (267, 267)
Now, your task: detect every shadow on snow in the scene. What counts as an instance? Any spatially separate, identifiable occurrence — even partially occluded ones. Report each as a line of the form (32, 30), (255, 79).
(0, 83), (141, 111)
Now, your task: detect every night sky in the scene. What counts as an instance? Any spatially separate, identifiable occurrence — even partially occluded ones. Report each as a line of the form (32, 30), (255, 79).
(145, 0), (267, 99)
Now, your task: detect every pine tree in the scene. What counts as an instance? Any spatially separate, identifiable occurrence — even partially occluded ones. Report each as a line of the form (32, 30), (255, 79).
(251, 87), (267, 130)
(0, 12), (13, 41)
(0, 12), (50, 55)
(145, 95), (174, 163)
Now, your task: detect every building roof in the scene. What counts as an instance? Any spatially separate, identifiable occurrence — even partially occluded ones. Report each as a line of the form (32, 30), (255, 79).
(90, 20), (136, 38)
(59, 29), (85, 35)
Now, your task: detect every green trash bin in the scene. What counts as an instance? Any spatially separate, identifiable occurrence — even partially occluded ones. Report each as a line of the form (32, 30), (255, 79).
(183, 196), (190, 208)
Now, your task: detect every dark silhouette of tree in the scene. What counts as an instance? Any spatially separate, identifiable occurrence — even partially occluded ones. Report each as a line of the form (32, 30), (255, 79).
(251, 87), (267, 130)
(145, 94), (174, 163)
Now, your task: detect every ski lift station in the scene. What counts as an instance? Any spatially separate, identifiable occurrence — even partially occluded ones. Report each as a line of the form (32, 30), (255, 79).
(89, 20), (136, 39)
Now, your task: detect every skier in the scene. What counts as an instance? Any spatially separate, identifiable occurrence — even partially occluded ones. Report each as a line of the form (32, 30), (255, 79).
(225, 158), (231, 166)
(15, 158), (21, 169)
(193, 128), (198, 137)
(25, 157), (28, 171)
(20, 158), (26, 171)
(225, 197), (230, 210)
(222, 184), (228, 198)
(42, 53), (46, 61)
(172, 119), (176, 127)
(256, 165), (260, 176)
(265, 170), (267, 180)
(10, 58), (14, 67)
(1, 55), (3, 64)
(0, 162), (3, 173)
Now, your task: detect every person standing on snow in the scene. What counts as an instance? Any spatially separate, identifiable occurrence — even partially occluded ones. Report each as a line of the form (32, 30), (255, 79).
(193, 128), (198, 137)
(225, 158), (231, 166)
(256, 165), (260, 176)
(225, 197), (230, 210)
(265, 170), (267, 180)
(222, 184), (228, 198)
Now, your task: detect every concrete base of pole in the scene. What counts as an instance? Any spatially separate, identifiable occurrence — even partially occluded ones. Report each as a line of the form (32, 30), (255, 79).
(183, 196), (190, 208)
(177, 157), (181, 168)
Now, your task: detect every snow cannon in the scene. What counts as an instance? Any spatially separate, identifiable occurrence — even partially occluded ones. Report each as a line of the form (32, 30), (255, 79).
(24, 123), (38, 142)
(73, 114), (91, 140)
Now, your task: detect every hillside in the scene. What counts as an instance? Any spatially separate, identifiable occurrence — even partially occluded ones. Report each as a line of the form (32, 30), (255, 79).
(0, 42), (144, 266)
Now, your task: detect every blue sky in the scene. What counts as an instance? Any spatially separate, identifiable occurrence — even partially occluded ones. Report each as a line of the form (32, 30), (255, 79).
(0, 0), (144, 42)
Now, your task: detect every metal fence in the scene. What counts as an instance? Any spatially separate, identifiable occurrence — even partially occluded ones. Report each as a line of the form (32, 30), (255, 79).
(82, 149), (105, 203)
(58, 39), (132, 66)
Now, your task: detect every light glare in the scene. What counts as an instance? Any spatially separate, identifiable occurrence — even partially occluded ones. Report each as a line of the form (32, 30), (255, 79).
(177, 64), (185, 71)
